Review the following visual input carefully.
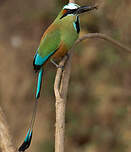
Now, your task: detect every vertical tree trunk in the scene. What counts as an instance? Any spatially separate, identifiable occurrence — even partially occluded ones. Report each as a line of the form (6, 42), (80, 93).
(54, 52), (72, 152)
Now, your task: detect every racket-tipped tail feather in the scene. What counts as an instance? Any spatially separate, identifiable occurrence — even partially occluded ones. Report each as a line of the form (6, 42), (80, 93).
(18, 129), (32, 152)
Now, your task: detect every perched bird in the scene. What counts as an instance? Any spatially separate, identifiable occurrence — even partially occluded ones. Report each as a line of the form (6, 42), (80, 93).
(18, 2), (97, 152)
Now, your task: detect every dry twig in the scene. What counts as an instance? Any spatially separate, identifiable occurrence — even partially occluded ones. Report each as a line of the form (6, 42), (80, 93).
(77, 33), (131, 53)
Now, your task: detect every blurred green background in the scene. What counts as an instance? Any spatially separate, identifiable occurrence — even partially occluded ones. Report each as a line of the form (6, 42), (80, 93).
(0, 0), (131, 152)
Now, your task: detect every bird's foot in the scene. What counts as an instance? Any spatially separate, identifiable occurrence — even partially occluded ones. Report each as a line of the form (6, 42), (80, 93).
(50, 59), (64, 69)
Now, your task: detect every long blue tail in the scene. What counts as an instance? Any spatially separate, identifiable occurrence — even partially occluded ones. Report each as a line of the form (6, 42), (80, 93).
(35, 68), (43, 99)
(18, 68), (43, 152)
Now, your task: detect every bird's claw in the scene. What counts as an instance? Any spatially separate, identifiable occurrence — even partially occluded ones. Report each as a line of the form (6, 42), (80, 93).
(50, 59), (64, 70)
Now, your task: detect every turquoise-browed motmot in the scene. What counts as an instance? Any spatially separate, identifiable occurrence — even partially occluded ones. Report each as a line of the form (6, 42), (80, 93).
(18, 2), (97, 152)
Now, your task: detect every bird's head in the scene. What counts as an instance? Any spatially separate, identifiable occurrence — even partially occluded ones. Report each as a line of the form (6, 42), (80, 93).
(59, 2), (97, 19)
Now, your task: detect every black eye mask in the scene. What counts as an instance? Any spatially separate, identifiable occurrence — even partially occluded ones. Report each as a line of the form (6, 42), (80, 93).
(60, 9), (78, 19)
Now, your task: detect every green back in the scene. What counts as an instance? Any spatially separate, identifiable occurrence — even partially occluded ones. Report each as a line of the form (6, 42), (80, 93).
(38, 9), (79, 58)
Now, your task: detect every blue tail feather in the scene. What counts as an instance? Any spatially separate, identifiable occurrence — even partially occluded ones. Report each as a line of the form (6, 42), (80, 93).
(36, 68), (43, 99)
(18, 68), (43, 152)
(18, 129), (32, 152)
(18, 53), (46, 151)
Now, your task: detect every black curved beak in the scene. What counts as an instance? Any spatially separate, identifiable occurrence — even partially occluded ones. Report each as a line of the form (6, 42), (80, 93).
(75, 5), (97, 15)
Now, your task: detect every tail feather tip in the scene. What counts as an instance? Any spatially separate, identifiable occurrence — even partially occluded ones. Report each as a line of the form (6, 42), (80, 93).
(18, 129), (32, 152)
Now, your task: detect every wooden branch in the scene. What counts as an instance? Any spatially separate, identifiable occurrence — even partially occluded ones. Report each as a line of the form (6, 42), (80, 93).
(76, 33), (131, 53)
(54, 54), (72, 152)
(54, 53), (73, 152)
(54, 31), (131, 152)
(0, 107), (16, 152)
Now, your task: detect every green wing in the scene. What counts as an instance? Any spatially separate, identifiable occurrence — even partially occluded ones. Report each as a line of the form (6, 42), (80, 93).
(38, 25), (61, 58)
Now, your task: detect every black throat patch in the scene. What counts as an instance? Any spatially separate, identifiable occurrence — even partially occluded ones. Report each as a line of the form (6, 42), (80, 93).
(74, 16), (80, 33)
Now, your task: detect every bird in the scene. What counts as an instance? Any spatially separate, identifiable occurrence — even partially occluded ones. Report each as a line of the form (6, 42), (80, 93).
(18, 2), (97, 152)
